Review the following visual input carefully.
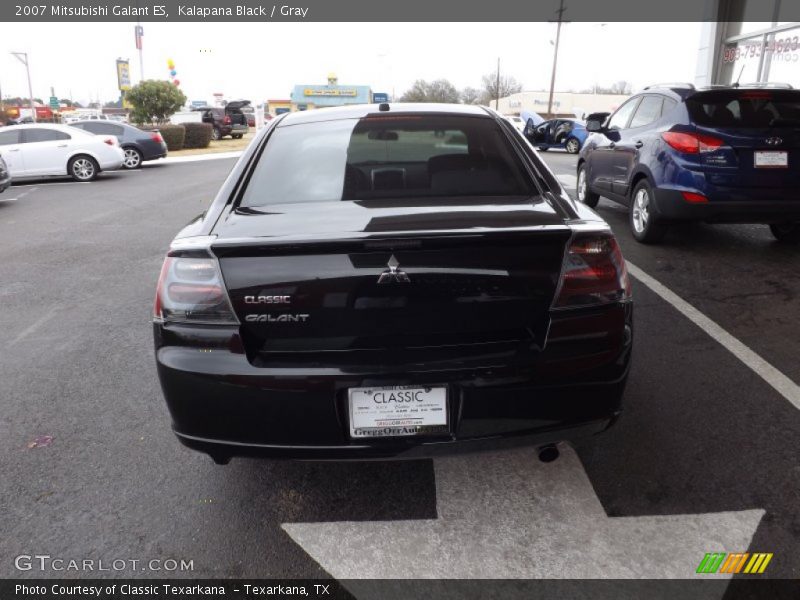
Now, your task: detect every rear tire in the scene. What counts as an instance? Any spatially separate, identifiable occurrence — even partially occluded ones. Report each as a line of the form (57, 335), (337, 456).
(629, 179), (667, 244)
(565, 137), (580, 154)
(576, 163), (600, 208)
(769, 223), (800, 244)
(121, 147), (142, 169)
(538, 146), (549, 152)
(232, 134), (243, 139)
(211, 127), (221, 141)
(68, 155), (99, 182)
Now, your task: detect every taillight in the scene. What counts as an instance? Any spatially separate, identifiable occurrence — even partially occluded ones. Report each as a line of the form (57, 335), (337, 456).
(154, 256), (238, 324)
(223, 115), (231, 125)
(553, 233), (631, 309)
(661, 132), (724, 154)
(150, 132), (163, 143)
(103, 137), (117, 146)
(682, 191), (708, 203)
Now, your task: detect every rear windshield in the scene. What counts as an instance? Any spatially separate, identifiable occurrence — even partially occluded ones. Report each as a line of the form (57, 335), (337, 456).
(687, 90), (800, 128)
(239, 115), (536, 207)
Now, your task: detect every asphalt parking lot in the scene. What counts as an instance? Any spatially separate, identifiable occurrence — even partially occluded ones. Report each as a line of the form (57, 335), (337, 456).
(0, 152), (798, 590)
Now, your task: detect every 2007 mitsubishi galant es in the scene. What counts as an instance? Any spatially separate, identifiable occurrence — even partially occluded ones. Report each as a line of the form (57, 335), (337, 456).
(153, 103), (633, 464)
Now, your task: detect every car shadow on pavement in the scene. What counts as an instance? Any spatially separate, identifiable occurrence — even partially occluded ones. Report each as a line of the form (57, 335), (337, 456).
(575, 282), (800, 582)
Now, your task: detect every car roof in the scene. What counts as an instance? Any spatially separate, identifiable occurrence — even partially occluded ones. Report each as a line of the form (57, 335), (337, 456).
(276, 103), (491, 127)
(1, 123), (84, 132)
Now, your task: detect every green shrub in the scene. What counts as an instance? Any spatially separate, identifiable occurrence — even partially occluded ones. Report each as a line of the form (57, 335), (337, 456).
(157, 124), (185, 151)
(182, 122), (213, 149)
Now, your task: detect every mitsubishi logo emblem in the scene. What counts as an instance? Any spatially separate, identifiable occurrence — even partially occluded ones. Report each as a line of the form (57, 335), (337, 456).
(765, 137), (783, 146)
(377, 254), (410, 284)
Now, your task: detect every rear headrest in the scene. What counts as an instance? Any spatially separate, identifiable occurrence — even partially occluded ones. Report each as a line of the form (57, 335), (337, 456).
(428, 153), (484, 175)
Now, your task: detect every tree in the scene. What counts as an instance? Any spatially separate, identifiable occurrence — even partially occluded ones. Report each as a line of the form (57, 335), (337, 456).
(480, 73), (523, 106)
(126, 79), (187, 125)
(399, 79), (460, 104)
(460, 87), (481, 105)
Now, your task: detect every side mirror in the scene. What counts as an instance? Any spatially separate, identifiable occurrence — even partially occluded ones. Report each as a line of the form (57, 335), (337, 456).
(585, 119), (604, 132)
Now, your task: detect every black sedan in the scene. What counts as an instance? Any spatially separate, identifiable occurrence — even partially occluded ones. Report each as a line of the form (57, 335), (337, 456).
(69, 120), (167, 169)
(153, 103), (633, 464)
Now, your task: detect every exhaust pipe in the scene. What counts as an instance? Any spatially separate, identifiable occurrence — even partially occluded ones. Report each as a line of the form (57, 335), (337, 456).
(537, 444), (559, 463)
(210, 454), (232, 465)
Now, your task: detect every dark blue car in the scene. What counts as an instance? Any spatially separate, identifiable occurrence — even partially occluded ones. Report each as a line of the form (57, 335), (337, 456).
(577, 84), (800, 243)
(525, 118), (589, 154)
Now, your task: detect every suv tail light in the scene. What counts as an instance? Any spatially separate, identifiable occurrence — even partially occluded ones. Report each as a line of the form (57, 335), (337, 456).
(154, 256), (238, 324)
(553, 233), (631, 309)
(150, 132), (164, 143)
(103, 137), (118, 146)
(661, 132), (724, 154)
(223, 115), (231, 125)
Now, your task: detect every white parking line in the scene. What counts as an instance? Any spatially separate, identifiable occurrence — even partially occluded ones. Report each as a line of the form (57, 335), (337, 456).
(284, 445), (763, 579)
(160, 151), (243, 164)
(627, 261), (800, 411)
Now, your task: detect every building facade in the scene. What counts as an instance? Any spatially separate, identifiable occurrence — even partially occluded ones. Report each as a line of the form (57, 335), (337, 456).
(497, 91), (631, 120)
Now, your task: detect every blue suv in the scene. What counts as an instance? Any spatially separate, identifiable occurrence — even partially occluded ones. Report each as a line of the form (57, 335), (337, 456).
(577, 84), (800, 243)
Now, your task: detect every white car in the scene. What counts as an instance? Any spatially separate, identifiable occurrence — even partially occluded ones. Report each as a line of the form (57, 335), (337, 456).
(504, 115), (526, 132)
(0, 124), (124, 182)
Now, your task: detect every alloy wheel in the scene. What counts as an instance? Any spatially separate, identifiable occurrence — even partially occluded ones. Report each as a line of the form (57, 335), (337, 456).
(123, 148), (141, 169)
(72, 158), (95, 181)
(577, 169), (587, 202)
(566, 139), (579, 154)
(632, 188), (650, 233)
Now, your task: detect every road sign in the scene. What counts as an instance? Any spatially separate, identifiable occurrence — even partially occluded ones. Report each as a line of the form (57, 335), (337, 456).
(49, 96), (59, 110)
(191, 100), (206, 108)
(373, 92), (389, 103)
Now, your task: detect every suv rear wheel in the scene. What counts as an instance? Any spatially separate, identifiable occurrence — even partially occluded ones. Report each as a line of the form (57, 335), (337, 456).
(211, 127), (221, 141)
(630, 179), (667, 243)
(769, 223), (800, 244)
(576, 163), (600, 208)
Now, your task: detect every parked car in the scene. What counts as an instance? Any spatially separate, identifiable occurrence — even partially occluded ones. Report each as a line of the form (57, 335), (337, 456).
(0, 124), (124, 182)
(153, 103), (633, 464)
(192, 101), (249, 140)
(7, 116), (34, 125)
(70, 120), (167, 169)
(0, 155), (10, 193)
(504, 115), (526, 132)
(525, 118), (589, 154)
(578, 83), (800, 243)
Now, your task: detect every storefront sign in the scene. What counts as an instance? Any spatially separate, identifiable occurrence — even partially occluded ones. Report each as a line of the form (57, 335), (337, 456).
(304, 88), (358, 97)
(116, 59), (131, 91)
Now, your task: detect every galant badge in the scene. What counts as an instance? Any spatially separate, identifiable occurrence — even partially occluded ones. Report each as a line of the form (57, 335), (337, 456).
(765, 137), (783, 146)
(377, 254), (410, 284)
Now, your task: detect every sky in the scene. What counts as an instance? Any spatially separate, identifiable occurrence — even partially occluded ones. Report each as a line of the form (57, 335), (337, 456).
(0, 22), (702, 106)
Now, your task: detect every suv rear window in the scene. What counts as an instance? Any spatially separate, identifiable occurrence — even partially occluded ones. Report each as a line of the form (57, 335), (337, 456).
(687, 90), (800, 128)
(240, 115), (536, 207)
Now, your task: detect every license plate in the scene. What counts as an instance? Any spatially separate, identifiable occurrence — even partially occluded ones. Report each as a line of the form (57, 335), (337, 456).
(348, 385), (448, 438)
(754, 151), (788, 168)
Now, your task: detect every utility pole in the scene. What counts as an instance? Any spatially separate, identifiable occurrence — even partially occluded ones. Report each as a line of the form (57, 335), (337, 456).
(11, 52), (36, 123)
(546, 0), (566, 118)
(495, 57), (501, 110)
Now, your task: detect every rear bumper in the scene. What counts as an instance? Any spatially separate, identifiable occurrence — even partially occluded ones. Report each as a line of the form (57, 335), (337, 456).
(653, 187), (800, 224)
(154, 302), (632, 460)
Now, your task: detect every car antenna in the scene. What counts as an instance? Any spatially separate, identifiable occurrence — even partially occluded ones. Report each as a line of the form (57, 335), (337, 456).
(733, 64), (746, 88)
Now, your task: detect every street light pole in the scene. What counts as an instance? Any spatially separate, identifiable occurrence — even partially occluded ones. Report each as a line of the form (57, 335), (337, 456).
(546, 0), (566, 118)
(11, 51), (36, 123)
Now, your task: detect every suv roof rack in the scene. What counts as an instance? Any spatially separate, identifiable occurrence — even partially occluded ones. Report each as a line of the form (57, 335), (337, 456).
(643, 82), (696, 91)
